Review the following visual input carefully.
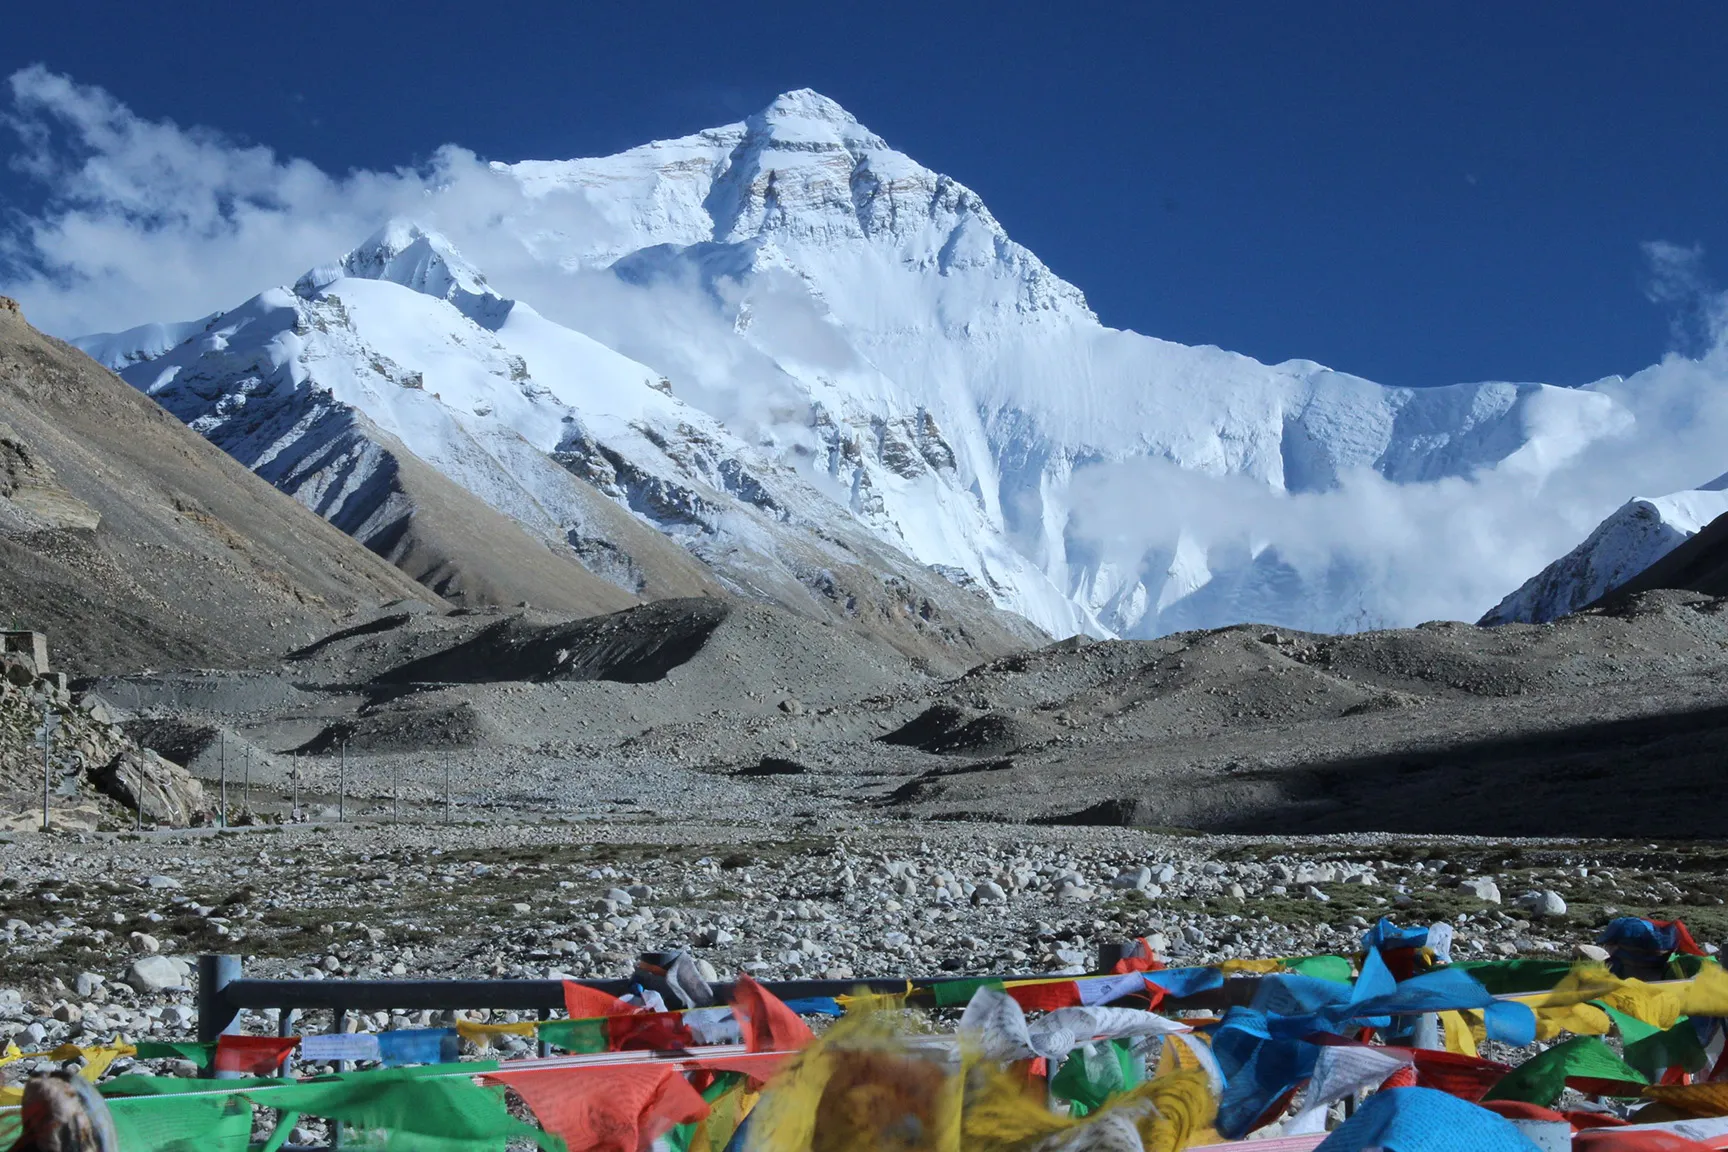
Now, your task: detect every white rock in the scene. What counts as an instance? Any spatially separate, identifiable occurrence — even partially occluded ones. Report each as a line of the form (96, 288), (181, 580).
(126, 955), (189, 994)
(1521, 890), (1567, 917)
(128, 932), (161, 954)
(1459, 878), (1502, 904)
(1112, 866), (1152, 890)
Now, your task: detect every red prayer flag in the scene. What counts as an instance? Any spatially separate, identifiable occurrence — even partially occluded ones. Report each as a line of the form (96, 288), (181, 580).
(486, 1065), (708, 1152)
(1408, 1048), (1515, 1102)
(1376, 1064), (1419, 1091)
(605, 1011), (695, 1052)
(1110, 937), (1167, 974)
(1654, 919), (1709, 958)
(1006, 981), (1083, 1013)
(563, 981), (636, 1020)
(686, 1051), (792, 1083)
(731, 973), (814, 1053)
(213, 1034), (299, 1076)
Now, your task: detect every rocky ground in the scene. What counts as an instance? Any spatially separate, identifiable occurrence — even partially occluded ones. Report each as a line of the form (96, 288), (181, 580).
(2, 815), (1725, 1079)
(8, 564), (1728, 1094)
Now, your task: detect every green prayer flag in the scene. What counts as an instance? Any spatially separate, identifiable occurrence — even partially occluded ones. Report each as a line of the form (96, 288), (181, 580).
(1051, 1039), (1138, 1116)
(1451, 959), (1575, 996)
(133, 1041), (215, 1068)
(106, 1090), (253, 1152)
(932, 978), (1004, 1008)
(1597, 1004), (1709, 1081)
(259, 1111), (301, 1152)
(244, 1066), (556, 1152)
(1482, 1036), (1647, 1106)
(1287, 955), (1353, 984)
(537, 1018), (609, 1053)
(102, 1073), (286, 1097)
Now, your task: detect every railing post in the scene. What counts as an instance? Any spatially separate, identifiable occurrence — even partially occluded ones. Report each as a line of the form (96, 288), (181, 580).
(278, 1007), (298, 1078)
(197, 954), (243, 1077)
(1096, 940), (1130, 972)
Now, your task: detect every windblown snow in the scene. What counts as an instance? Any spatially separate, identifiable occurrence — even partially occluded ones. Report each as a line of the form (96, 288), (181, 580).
(78, 89), (1645, 638)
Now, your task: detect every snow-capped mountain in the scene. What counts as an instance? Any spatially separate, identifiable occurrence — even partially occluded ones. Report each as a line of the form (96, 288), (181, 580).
(1481, 474), (1728, 624)
(80, 89), (1629, 639)
(84, 220), (1041, 661)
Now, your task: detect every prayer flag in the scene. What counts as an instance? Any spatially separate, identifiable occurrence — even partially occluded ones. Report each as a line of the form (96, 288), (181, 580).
(213, 1035), (298, 1076)
(731, 973), (813, 1053)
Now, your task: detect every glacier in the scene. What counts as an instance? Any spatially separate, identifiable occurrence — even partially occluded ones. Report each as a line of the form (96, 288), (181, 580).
(1481, 474), (1728, 624)
(78, 89), (1638, 639)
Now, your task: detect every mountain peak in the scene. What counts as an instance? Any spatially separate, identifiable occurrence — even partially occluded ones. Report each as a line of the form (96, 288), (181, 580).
(296, 218), (511, 328)
(760, 88), (857, 124)
(745, 88), (880, 148)
(340, 220), (489, 294)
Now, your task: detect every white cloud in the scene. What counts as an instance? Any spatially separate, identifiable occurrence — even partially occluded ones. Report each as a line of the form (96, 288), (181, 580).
(0, 66), (812, 447)
(1, 65), (465, 335)
(1641, 239), (1728, 357)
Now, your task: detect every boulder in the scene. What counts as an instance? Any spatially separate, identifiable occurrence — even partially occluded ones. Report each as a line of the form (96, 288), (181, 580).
(91, 749), (208, 826)
(1459, 878), (1502, 904)
(125, 955), (190, 994)
(1519, 890), (1567, 918)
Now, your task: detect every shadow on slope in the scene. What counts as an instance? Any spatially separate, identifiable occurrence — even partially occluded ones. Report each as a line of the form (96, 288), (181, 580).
(378, 598), (730, 685)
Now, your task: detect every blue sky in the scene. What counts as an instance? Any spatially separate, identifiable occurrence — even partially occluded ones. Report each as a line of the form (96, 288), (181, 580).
(3, 1), (1725, 387)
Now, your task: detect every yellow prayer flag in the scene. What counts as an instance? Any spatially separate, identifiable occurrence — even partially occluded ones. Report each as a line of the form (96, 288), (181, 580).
(1218, 958), (1284, 976)
(1439, 1010), (1479, 1057)
(454, 1019), (539, 1048)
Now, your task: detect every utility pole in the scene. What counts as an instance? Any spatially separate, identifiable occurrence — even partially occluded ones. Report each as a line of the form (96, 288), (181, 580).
(243, 746), (251, 818)
(444, 761), (452, 824)
(218, 732), (227, 829)
(393, 761), (400, 823)
(291, 751), (299, 819)
(136, 756), (144, 833)
(338, 741), (346, 822)
(39, 690), (52, 833)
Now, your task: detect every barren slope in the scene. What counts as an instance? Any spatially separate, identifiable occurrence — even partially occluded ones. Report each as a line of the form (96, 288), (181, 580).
(0, 297), (439, 675)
